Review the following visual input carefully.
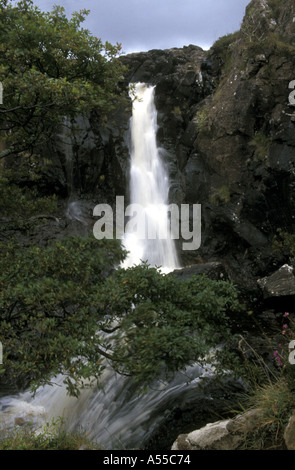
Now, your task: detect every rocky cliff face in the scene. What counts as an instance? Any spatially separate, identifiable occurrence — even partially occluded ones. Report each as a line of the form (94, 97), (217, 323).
(117, 0), (295, 294)
(35, 0), (295, 295)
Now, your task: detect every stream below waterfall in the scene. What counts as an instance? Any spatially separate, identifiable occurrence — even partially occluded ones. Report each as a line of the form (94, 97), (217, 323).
(0, 364), (215, 449)
(0, 83), (229, 450)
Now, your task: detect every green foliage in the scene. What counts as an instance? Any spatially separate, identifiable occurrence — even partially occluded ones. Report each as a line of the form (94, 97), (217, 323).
(240, 379), (294, 450)
(249, 131), (270, 161)
(228, 311), (295, 450)
(272, 229), (295, 258)
(245, 32), (295, 60)
(0, 174), (58, 232)
(0, 236), (126, 395)
(0, 174), (58, 236)
(241, 2), (269, 44)
(195, 108), (208, 131)
(0, 0), (126, 159)
(0, 417), (100, 450)
(211, 32), (240, 59)
(210, 185), (231, 205)
(271, 312), (295, 392)
(172, 106), (182, 117)
(211, 31), (240, 74)
(0, 236), (242, 395)
(268, 0), (285, 21)
(97, 263), (242, 385)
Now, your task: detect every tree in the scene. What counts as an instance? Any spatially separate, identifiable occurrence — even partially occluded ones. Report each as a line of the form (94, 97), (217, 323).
(100, 264), (242, 385)
(0, 236), (242, 396)
(0, 236), (126, 395)
(0, 174), (58, 236)
(0, 0), (126, 160)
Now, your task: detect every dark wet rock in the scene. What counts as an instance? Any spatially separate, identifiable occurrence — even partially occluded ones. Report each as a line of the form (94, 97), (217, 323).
(172, 262), (228, 281)
(144, 376), (246, 451)
(258, 264), (295, 299)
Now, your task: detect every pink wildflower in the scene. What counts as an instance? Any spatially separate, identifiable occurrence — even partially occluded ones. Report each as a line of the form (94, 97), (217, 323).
(275, 356), (283, 366)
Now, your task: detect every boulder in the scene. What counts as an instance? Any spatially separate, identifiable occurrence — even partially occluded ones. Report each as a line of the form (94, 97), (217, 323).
(171, 408), (264, 450)
(284, 411), (295, 450)
(257, 264), (295, 299)
(172, 262), (228, 281)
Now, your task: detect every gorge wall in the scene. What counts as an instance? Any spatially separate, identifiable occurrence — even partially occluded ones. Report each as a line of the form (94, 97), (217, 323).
(30, 0), (295, 301)
(119, 0), (295, 292)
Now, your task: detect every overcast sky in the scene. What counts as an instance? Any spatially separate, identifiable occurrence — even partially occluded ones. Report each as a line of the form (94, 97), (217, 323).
(32, 0), (250, 54)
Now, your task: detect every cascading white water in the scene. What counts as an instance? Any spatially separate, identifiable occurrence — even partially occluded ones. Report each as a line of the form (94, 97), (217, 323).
(0, 364), (213, 449)
(122, 82), (179, 271)
(0, 82), (211, 450)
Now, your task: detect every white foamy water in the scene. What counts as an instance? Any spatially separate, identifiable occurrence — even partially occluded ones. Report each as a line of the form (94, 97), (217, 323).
(0, 363), (212, 449)
(122, 82), (179, 272)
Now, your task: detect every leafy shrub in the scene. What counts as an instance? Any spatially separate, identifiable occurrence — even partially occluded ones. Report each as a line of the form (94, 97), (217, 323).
(0, 175), (58, 218)
(98, 263), (242, 385)
(0, 237), (243, 395)
(210, 31), (240, 74)
(0, 236), (126, 395)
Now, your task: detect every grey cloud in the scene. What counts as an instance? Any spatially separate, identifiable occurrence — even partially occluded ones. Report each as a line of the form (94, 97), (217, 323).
(32, 0), (250, 53)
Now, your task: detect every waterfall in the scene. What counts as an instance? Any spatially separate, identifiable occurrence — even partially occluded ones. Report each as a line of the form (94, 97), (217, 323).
(0, 83), (211, 450)
(122, 82), (179, 272)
